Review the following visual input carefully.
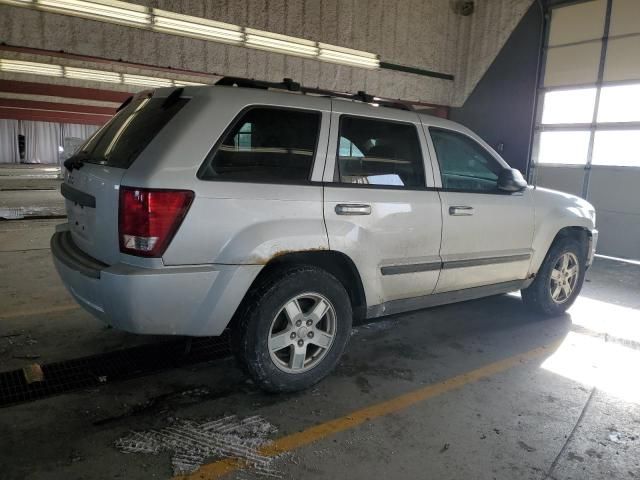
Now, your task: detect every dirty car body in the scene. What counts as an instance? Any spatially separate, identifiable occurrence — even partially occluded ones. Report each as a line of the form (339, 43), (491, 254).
(51, 83), (598, 391)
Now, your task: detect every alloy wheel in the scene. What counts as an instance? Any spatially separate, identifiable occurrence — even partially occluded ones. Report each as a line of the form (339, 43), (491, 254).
(268, 293), (337, 374)
(549, 252), (579, 304)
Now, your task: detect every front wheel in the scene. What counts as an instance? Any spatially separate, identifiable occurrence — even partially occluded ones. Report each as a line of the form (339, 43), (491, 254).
(521, 237), (586, 316)
(231, 266), (352, 393)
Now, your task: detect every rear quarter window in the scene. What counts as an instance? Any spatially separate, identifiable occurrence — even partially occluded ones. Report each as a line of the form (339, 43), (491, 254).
(198, 107), (321, 184)
(75, 93), (189, 169)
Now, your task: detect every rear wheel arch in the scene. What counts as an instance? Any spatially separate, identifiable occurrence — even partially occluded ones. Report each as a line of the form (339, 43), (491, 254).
(231, 250), (367, 327)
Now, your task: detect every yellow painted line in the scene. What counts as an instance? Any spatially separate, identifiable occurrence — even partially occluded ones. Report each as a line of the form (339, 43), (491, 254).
(174, 340), (561, 480)
(0, 304), (79, 320)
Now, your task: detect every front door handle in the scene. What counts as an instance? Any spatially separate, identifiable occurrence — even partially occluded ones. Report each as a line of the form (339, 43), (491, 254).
(335, 204), (372, 215)
(449, 206), (474, 216)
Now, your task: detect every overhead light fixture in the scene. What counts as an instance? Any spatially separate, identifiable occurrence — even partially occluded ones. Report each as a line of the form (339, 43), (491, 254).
(152, 9), (243, 44)
(2, 0), (382, 70)
(0, 57), (212, 87)
(65, 66), (121, 83)
(36, 0), (150, 26)
(173, 79), (208, 86)
(245, 28), (318, 57)
(122, 74), (174, 88)
(318, 44), (380, 69)
(0, 59), (63, 77)
(1, 0), (33, 5)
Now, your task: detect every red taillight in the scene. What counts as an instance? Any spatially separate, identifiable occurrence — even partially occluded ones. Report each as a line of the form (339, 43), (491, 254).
(118, 187), (194, 257)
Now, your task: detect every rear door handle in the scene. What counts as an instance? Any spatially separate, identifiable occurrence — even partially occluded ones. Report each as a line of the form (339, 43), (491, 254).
(335, 204), (372, 215)
(449, 206), (474, 216)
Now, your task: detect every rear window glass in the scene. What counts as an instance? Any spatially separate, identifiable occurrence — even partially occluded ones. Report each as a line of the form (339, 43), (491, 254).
(73, 93), (188, 169)
(198, 107), (321, 183)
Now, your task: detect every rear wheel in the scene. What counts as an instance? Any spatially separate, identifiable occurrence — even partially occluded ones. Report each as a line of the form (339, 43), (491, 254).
(521, 237), (586, 316)
(232, 266), (352, 393)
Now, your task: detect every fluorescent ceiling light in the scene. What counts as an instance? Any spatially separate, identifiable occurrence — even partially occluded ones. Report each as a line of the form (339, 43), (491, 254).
(0, 57), (211, 87)
(153, 9), (243, 44)
(36, 0), (151, 27)
(2, 0), (33, 5)
(65, 66), (121, 83)
(0, 59), (63, 76)
(173, 80), (208, 86)
(122, 74), (174, 88)
(1, 0), (382, 70)
(318, 43), (380, 69)
(245, 28), (318, 57)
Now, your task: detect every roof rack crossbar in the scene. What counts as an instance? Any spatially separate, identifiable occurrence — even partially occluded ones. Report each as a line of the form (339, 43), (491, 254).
(215, 76), (413, 111)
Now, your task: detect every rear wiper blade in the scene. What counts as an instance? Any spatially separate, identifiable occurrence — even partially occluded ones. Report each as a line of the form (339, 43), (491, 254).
(116, 96), (133, 112)
(63, 157), (85, 172)
(162, 88), (183, 110)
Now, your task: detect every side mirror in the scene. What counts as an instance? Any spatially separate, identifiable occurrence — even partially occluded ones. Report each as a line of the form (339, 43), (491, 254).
(498, 168), (527, 192)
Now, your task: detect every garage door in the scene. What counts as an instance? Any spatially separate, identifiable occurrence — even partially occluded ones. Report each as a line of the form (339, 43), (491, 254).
(530, 0), (640, 259)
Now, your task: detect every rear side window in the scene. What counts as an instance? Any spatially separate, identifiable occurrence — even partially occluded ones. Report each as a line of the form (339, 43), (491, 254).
(75, 93), (188, 169)
(336, 116), (425, 188)
(199, 107), (321, 183)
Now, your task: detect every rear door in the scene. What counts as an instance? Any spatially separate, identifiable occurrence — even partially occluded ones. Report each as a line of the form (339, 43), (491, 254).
(425, 126), (534, 293)
(62, 90), (189, 265)
(323, 101), (442, 308)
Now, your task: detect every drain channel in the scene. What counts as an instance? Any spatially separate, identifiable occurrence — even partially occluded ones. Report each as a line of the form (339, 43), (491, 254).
(0, 336), (230, 407)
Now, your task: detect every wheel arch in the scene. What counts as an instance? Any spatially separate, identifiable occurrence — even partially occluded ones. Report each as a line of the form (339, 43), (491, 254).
(230, 250), (368, 327)
(530, 225), (593, 277)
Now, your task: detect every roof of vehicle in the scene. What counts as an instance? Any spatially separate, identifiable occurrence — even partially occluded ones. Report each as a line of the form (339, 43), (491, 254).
(172, 77), (463, 128)
(154, 78), (504, 164)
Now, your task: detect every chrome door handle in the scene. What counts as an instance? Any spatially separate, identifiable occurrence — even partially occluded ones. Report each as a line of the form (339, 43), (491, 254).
(335, 204), (372, 215)
(449, 206), (474, 216)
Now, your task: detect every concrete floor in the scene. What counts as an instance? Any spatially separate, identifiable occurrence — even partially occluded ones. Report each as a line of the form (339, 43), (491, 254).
(0, 217), (639, 480)
(0, 165), (64, 219)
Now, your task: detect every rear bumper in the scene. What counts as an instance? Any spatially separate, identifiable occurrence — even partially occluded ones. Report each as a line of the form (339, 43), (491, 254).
(51, 230), (261, 336)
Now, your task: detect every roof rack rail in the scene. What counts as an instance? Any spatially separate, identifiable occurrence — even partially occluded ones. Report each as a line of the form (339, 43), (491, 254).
(215, 76), (413, 112)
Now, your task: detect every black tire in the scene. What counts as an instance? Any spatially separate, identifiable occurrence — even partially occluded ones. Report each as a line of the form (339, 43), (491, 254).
(521, 237), (587, 316)
(231, 265), (352, 393)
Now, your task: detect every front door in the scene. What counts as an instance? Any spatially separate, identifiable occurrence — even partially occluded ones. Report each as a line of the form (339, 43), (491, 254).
(323, 101), (443, 310)
(426, 127), (534, 293)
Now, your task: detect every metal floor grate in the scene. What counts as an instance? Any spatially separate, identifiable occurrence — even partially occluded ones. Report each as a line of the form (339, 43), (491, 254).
(0, 336), (231, 407)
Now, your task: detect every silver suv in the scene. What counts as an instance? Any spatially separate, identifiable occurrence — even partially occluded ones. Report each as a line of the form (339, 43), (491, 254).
(52, 78), (597, 392)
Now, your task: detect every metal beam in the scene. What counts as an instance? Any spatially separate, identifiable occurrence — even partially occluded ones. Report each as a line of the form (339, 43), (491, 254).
(0, 107), (110, 124)
(0, 79), (131, 103)
(0, 98), (115, 116)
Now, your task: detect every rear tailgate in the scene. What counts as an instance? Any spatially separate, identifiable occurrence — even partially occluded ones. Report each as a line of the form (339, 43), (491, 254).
(63, 165), (126, 265)
(61, 89), (190, 265)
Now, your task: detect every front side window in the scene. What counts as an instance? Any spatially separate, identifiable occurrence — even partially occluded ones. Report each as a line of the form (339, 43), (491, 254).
(430, 128), (503, 192)
(200, 107), (320, 183)
(336, 116), (425, 188)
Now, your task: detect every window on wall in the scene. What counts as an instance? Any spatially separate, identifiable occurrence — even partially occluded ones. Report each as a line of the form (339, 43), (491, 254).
(597, 84), (640, 122)
(535, 0), (640, 168)
(541, 88), (597, 125)
(538, 131), (591, 165)
(592, 130), (640, 166)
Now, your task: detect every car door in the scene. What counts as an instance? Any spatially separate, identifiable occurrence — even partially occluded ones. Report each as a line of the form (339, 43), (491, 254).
(425, 126), (534, 293)
(323, 101), (443, 312)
